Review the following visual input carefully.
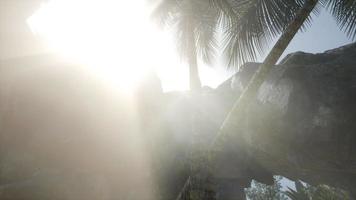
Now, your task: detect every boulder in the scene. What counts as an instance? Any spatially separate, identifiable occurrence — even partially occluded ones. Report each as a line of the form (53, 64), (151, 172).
(155, 42), (356, 199)
(221, 42), (356, 196)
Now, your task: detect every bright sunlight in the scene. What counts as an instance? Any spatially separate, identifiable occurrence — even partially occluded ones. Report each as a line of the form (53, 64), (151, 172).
(27, 0), (194, 92)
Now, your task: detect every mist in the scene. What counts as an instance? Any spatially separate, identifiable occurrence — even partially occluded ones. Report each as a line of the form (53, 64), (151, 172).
(1, 0), (356, 200)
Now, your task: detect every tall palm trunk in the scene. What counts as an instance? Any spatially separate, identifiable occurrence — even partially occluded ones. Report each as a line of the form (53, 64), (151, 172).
(213, 0), (319, 145)
(176, 0), (319, 199)
(188, 50), (202, 91)
(187, 26), (202, 91)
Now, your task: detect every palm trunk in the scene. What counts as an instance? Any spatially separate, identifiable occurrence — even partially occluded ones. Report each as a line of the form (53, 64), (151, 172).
(187, 30), (202, 92)
(213, 0), (319, 145)
(176, 0), (319, 199)
(188, 54), (202, 92)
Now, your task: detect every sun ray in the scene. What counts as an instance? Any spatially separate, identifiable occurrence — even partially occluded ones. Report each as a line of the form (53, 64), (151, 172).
(27, 0), (189, 92)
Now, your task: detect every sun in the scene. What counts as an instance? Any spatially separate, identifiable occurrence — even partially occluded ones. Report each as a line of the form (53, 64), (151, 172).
(27, 0), (190, 92)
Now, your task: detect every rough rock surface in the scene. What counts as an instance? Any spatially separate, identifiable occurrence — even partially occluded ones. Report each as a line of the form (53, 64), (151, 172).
(217, 42), (356, 197)
(153, 42), (356, 199)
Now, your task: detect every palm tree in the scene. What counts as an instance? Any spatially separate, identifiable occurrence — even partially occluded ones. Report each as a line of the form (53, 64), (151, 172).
(152, 0), (220, 91)
(169, 0), (356, 199)
(210, 0), (319, 146)
(211, 0), (356, 147)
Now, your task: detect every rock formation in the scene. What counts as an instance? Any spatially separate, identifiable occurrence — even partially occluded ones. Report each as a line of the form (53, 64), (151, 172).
(216, 42), (356, 198)
(154, 42), (356, 199)
(0, 42), (355, 199)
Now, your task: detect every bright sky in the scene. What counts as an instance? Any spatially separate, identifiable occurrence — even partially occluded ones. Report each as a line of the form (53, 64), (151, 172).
(27, 1), (354, 92)
(281, 9), (353, 59)
(27, 0), (228, 92)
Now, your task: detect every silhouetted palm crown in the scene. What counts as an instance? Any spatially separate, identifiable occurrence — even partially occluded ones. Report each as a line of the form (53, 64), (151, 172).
(154, 0), (356, 68)
(212, 0), (356, 67)
(153, 0), (219, 65)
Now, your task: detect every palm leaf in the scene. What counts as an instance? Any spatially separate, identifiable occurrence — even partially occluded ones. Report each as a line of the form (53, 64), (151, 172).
(194, 3), (220, 65)
(152, 0), (220, 66)
(151, 0), (180, 27)
(327, 0), (356, 39)
(211, 0), (319, 68)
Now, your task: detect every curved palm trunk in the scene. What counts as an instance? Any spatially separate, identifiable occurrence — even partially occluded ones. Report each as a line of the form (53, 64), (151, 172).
(176, 0), (319, 199)
(187, 29), (202, 91)
(188, 52), (202, 92)
(213, 0), (319, 145)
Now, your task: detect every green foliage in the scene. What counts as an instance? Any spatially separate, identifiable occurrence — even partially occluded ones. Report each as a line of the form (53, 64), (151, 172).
(285, 180), (351, 200)
(311, 185), (350, 200)
(284, 181), (310, 200)
(245, 176), (288, 200)
(246, 178), (351, 200)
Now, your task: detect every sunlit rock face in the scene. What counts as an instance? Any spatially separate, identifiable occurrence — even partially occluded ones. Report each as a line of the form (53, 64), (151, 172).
(155, 42), (356, 199)
(224, 42), (356, 196)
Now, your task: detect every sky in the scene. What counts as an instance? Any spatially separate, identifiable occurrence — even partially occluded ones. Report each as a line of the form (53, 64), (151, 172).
(281, 9), (353, 59)
(159, 7), (355, 91)
(212, 8), (354, 89)
(14, 1), (356, 92)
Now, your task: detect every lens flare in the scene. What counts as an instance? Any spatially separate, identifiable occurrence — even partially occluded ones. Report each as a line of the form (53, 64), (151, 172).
(27, 0), (189, 92)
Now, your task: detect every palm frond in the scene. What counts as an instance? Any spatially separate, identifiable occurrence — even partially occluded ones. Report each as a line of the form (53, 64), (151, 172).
(152, 0), (220, 66)
(194, 3), (220, 65)
(327, 0), (356, 40)
(213, 0), (316, 68)
(209, 0), (242, 27)
(175, 15), (194, 62)
(151, 0), (180, 27)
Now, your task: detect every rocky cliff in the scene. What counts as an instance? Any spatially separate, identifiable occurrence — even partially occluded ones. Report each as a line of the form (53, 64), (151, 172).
(153, 42), (356, 199)
(0, 42), (356, 199)
(215, 42), (356, 198)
